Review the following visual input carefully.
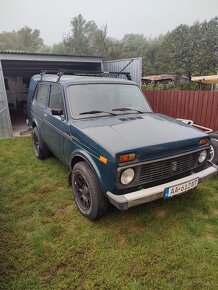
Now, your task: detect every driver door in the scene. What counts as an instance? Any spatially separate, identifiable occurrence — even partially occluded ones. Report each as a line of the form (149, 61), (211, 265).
(43, 84), (69, 162)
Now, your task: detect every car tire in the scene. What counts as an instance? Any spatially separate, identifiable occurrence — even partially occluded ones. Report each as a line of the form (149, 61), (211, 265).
(71, 161), (109, 220)
(209, 132), (218, 165)
(210, 139), (218, 164)
(32, 127), (50, 160)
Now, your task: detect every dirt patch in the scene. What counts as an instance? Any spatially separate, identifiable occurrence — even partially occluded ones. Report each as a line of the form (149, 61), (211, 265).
(212, 208), (218, 216)
(206, 233), (215, 240)
(118, 235), (127, 250)
(36, 186), (56, 195)
(153, 207), (167, 218)
(56, 204), (72, 213)
(128, 224), (143, 233)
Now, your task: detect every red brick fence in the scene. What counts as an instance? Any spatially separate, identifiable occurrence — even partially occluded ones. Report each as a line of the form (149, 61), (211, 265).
(143, 90), (218, 131)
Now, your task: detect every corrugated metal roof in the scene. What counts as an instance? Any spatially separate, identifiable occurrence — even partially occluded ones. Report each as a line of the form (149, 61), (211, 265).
(0, 50), (101, 58)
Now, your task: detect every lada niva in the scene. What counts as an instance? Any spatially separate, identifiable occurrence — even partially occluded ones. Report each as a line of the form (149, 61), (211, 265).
(27, 72), (218, 220)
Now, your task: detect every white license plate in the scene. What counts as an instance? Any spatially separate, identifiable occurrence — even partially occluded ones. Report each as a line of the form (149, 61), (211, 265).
(164, 178), (199, 199)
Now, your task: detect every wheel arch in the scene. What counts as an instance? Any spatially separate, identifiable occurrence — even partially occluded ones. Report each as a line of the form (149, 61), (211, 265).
(69, 151), (104, 191)
(31, 117), (38, 129)
(32, 121), (37, 128)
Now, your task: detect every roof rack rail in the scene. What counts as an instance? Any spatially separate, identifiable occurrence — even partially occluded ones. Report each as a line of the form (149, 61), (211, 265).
(39, 69), (132, 82)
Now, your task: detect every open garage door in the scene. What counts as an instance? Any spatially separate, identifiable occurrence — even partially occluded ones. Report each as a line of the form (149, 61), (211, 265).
(0, 60), (12, 138)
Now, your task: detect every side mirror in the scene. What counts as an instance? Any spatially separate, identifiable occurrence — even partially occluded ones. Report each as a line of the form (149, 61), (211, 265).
(51, 109), (63, 116)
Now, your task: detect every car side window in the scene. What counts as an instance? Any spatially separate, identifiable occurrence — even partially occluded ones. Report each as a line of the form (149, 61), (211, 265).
(49, 85), (64, 111)
(35, 84), (49, 107)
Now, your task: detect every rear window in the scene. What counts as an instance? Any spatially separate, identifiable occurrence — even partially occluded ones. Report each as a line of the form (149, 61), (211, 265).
(48, 85), (64, 111)
(35, 84), (49, 107)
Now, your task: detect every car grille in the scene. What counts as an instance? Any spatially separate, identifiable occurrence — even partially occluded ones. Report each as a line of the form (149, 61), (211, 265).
(139, 151), (201, 184)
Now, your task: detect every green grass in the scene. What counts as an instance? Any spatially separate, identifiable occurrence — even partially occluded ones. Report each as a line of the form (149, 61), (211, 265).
(0, 137), (218, 290)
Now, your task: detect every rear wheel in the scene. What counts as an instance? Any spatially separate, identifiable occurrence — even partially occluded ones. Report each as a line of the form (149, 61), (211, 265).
(71, 161), (109, 220)
(32, 127), (50, 159)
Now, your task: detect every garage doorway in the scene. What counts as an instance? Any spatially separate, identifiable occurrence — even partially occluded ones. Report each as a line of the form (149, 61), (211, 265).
(0, 52), (103, 138)
(5, 76), (30, 136)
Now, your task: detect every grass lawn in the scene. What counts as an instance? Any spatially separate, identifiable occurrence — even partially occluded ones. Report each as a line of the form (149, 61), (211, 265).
(0, 137), (218, 290)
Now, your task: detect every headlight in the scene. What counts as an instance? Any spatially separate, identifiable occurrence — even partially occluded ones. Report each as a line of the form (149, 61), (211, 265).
(120, 168), (135, 185)
(198, 150), (207, 163)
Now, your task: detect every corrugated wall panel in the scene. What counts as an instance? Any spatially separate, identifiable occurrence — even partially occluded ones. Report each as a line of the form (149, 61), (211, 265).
(144, 89), (218, 131)
(103, 58), (142, 86)
(0, 60), (12, 139)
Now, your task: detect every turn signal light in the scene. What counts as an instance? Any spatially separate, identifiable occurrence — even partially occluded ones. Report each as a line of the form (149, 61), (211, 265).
(99, 155), (108, 164)
(199, 138), (208, 145)
(119, 153), (136, 163)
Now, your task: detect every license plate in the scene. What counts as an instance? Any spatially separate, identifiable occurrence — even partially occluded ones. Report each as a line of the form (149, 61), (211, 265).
(164, 178), (199, 199)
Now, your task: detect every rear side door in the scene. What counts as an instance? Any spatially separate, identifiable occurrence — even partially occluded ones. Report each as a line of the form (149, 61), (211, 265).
(31, 82), (50, 137)
(43, 84), (70, 162)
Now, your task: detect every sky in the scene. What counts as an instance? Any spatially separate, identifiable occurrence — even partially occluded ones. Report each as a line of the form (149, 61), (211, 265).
(0, 0), (217, 45)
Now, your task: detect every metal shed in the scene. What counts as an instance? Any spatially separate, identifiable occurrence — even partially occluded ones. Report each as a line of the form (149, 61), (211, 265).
(0, 51), (103, 139)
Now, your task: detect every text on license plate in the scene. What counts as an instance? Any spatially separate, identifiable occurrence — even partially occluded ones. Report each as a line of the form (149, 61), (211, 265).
(164, 178), (199, 199)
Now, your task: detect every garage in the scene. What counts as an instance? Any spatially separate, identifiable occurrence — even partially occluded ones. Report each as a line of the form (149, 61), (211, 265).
(0, 52), (103, 139)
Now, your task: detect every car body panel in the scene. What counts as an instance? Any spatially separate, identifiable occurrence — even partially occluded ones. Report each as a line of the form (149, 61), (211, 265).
(74, 113), (207, 160)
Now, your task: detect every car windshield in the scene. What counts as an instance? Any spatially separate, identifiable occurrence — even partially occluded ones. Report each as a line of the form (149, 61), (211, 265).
(67, 83), (152, 118)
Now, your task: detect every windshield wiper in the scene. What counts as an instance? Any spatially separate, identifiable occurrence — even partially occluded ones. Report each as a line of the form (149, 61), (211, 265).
(112, 107), (145, 113)
(79, 110), (117, 116)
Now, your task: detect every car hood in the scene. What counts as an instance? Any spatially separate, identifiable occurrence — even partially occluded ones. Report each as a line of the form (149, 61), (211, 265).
(72, 113), (208, 160)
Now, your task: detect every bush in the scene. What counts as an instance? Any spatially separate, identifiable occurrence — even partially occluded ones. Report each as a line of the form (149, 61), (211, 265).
(141, 81), (212, 91)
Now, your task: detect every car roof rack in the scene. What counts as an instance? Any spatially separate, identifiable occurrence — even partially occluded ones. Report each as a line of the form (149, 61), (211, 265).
(40, 69), (132, 82)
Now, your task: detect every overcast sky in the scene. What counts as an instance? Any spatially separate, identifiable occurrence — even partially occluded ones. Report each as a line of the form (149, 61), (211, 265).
(0, 0), (217, 45)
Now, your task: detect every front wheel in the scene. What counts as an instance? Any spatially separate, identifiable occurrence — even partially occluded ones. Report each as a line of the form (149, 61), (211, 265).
(71, 161), (109, 220)
(209, 132), (218, 164)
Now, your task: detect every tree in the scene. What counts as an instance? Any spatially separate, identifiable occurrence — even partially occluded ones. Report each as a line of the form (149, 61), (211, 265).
(0, 26), (44, 52)
(63, 14), (122, 58)
(17, 26), (43, 51)
(142, 35), (166, 75)
(153, 17), (218, 78)
(120, 33), (148, 58)
(0, 31), (19, 50)
(63, 14), (98, 55)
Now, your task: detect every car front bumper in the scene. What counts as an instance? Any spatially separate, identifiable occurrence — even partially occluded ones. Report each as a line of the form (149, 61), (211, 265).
(106, 165), (218, 210)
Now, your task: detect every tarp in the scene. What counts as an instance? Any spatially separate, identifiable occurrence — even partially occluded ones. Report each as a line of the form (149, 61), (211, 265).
(191, 75), (218, 84)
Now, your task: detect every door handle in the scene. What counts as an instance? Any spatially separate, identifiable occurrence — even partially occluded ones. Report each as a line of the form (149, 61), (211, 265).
(44, 113), (47, 118)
